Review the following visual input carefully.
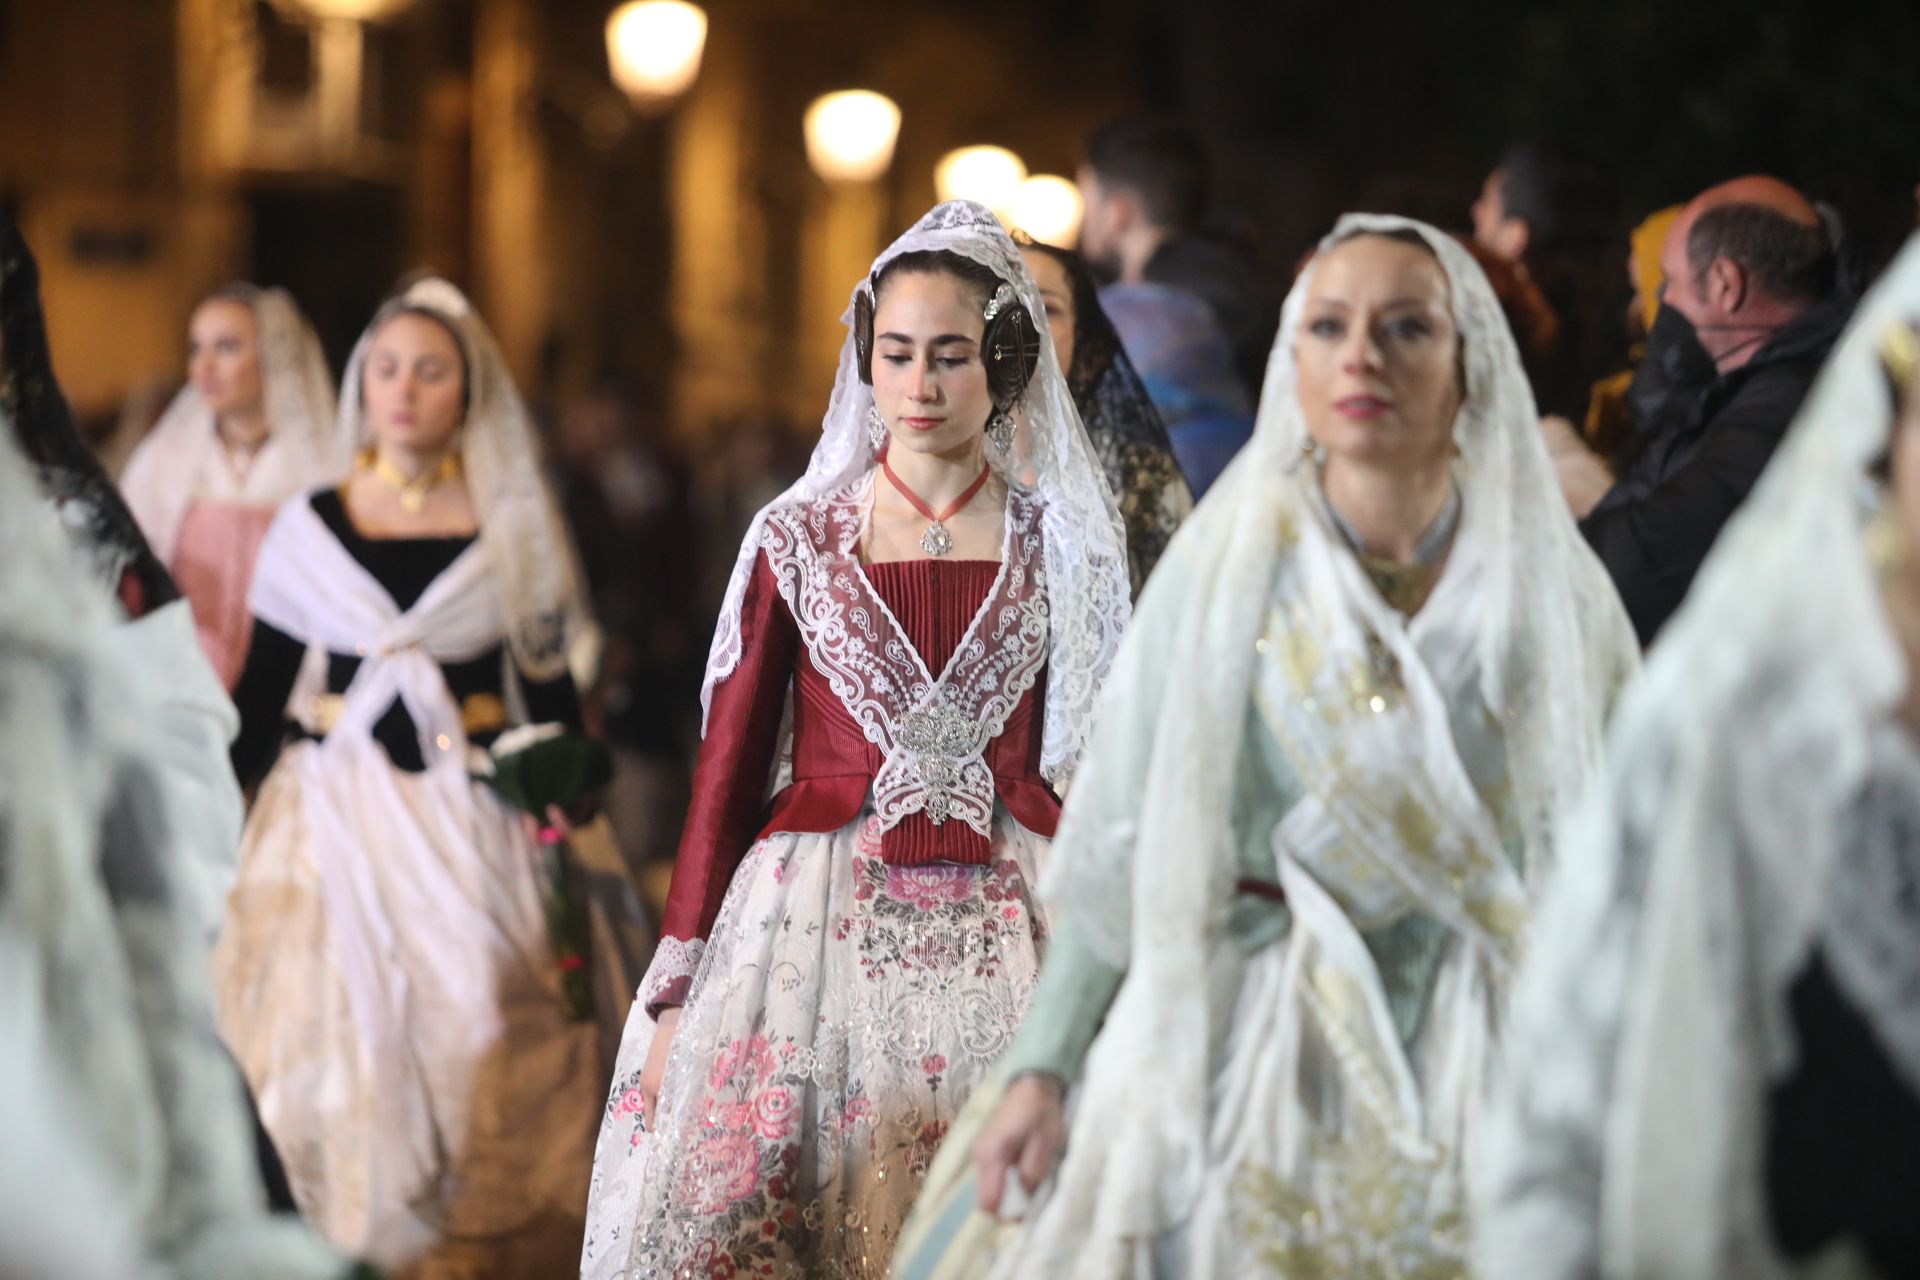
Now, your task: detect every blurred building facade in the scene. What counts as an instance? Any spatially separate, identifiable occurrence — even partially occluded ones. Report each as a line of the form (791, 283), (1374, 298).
(0, 0), (1149, 444)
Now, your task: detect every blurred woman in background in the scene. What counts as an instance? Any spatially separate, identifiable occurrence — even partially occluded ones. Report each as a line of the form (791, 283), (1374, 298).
(122, 284), (335, 688)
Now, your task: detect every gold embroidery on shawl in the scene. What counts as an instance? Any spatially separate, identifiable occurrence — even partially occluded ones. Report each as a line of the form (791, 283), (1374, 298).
(1229, 1111), (1468, 1279)
(1252, 600), (1520, 953)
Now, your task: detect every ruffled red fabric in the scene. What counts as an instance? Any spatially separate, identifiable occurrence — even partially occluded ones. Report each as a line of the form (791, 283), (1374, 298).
(658, 549), (1058, 949)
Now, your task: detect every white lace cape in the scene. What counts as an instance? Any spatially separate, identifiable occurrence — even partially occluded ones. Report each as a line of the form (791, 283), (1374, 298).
(1477, 235), (1920, 1280)
(1028, 213), (1637, 1249)
(699, 200), (1131, 784)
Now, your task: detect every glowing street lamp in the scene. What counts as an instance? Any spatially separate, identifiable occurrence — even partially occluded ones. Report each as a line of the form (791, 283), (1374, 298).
(286, 0), (414, 18)
(804, 90), (903, 184)
(605, 1), (708, 108)
(1009, 174), (1085, 246)
(933, 146), (1027, 219)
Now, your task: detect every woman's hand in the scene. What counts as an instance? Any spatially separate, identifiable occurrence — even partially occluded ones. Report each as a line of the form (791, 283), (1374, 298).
(640, 1006), (681, 1115)
(973, 1073), (1068, 1218)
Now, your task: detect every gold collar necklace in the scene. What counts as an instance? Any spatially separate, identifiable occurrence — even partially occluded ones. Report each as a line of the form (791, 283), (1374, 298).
(360, 447), (461, 514)
(1323, 481), (1462, 617)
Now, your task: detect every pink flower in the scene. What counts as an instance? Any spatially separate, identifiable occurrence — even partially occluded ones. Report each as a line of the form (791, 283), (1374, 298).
(1001, 905), (1019, 921)
(680, 1132), (763, 1215)
(617, 1087), (647, 1116)
(708, 1034), (779, 1094)
(751, 1086), (799, 1142)
(843, 1095), (873, 1127)
(921, 1054), (947, 1077)
(705, 1100), (753, 1131)
(884, 863), (973, 911)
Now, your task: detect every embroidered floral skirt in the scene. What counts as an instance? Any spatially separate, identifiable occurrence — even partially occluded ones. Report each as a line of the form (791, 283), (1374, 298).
(584, 811), (1050, 1280)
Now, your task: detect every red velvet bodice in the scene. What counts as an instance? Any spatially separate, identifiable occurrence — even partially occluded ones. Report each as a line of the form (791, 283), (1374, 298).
(658, 548), (1058, 949)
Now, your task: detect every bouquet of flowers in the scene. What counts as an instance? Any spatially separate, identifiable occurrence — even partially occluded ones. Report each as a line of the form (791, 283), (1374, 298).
(474, 723), (612, 1022)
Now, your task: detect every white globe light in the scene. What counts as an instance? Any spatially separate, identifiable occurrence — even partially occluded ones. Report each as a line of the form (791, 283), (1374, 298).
(1010, 174), (1085, 247)
(933, 146), (1027, 218)
(804, 90), (903, 183)
(605, 1), (708, 104)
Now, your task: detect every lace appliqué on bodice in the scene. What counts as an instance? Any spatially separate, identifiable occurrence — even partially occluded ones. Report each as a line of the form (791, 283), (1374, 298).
(760, 482), (1049, 838)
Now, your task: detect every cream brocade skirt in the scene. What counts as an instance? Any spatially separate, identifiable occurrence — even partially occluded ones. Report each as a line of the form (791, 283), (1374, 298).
(213, 736), (652, 1278)
(583, 811), (1050, 1280)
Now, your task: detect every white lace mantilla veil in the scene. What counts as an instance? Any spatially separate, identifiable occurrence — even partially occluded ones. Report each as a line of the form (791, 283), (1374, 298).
(333, 277), (591, 682)
(121, 286), (338, 563)
(0, 421), (341, 1277)
(700, 200), (1131, 781)
(1032, 214), (1637, 1248)
(1475, 237), (1920, 1280)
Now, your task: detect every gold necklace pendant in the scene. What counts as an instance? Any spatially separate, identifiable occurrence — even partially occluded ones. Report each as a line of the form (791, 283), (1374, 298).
(366, 449), (460, 514)
(1359, 554), (1440, 617)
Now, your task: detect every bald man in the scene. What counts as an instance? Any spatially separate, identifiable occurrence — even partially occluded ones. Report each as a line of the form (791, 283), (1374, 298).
(1581, 176), (1854, 644)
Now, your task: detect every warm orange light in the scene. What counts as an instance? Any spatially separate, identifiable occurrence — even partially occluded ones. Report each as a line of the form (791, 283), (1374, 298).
(1010, 174), (1084, 247)
(934, 146), (1027, 218)
(287, 0), (414, 18)
(804, 91), (903, 183)
(606, 1), (708, 105)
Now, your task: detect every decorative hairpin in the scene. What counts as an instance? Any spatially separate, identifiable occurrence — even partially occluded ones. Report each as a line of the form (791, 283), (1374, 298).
(983, 284), (1016, 322)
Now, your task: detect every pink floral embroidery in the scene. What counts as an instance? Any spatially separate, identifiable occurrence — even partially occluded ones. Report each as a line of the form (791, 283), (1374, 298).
(708, 1034), (778, 1094)
(681, 1132), (763, 1215)
(981, 857), (1025, 903)
(884, 862), (973, 911)
(921, 1054), (947, 1076)
(751, 1086), (798, 1142)
(843, 1095), (873, 1127)
(617, 1087), (647, 1116)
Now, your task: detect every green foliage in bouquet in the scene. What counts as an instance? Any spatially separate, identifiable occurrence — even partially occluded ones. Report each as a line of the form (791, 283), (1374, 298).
(475, 725), (612, 1021)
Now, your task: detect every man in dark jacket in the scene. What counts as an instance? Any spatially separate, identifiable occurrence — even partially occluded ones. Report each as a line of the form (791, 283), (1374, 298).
(1581, 176), (1853, 644)
(1075, 116), (1278, 405)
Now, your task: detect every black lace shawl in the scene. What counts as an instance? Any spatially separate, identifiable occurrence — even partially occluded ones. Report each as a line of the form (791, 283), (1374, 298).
(1020, 237), (1191, 597)
(0, 213), (177, 613)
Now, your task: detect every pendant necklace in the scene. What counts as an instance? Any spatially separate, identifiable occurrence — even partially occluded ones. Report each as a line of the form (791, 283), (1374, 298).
(218, 423), (268, 487)
(364, 448), (462, 514)
(881, 455), (992, 557)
